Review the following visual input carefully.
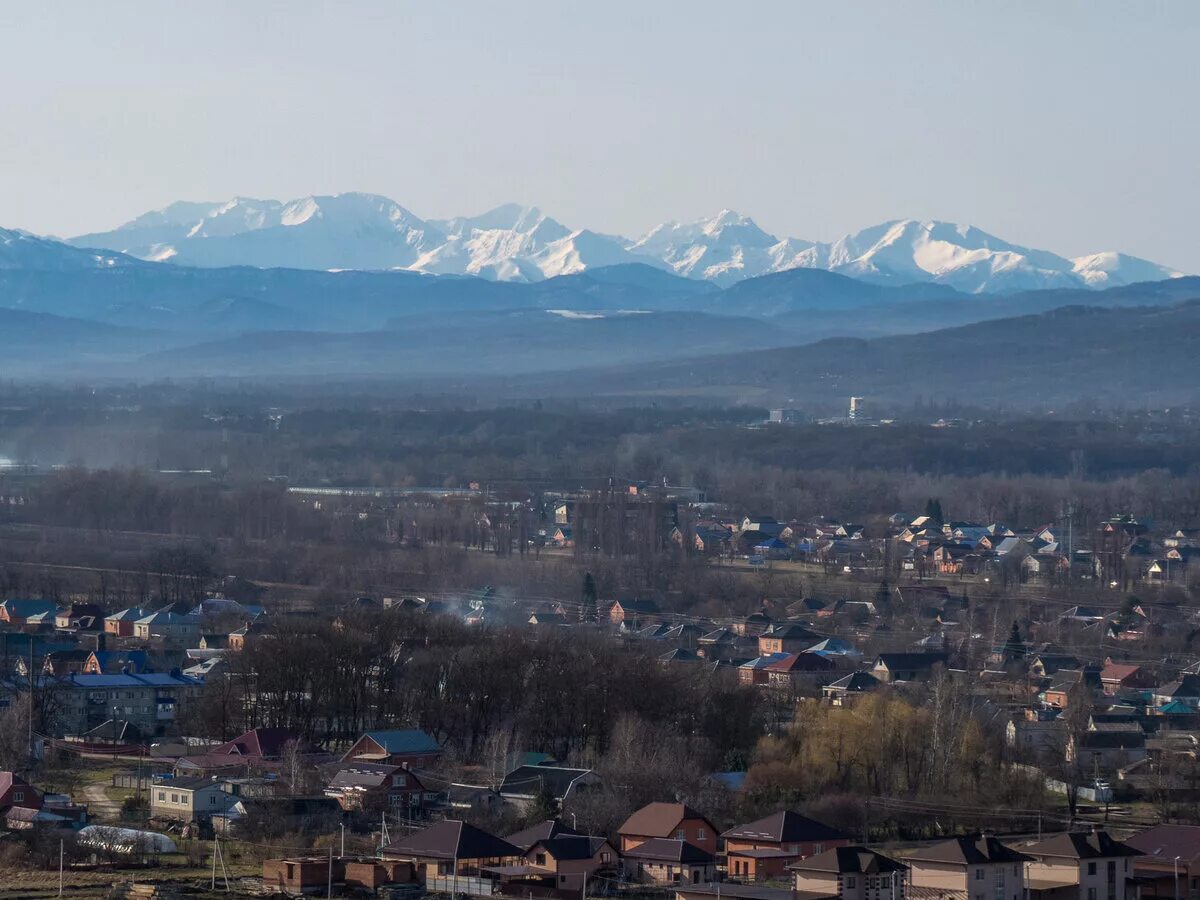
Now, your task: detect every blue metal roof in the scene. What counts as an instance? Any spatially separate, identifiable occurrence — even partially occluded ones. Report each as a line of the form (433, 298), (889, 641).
(364, 728), (441, 754)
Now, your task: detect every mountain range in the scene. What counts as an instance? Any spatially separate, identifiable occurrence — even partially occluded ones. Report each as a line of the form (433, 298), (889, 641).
(63, 193), (1186, 293)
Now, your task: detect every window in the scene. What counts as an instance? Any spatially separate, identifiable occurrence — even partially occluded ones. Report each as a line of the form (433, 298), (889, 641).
(675, 829), (686, 840)
(12, 792), (22, 803)
(536, 853), (546, 866)
(696, 828), (706, 841)
(845, 877), (856, 889)
(158, 791), (166, 801)
(1089, 863), (1097, 876)
(976, 869), (985, 881)
(1088, 888), (1097, 900)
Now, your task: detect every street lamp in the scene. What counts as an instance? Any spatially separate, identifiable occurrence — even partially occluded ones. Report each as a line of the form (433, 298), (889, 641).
(1175, 856), (1181, 900)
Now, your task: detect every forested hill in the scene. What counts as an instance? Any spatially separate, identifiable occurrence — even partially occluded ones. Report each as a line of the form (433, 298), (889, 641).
(520, 298), (1200, 408)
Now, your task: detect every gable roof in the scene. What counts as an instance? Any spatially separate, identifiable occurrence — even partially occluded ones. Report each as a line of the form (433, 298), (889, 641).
(505, 818), (582, 852)
(1022, 831), (1141, 860)
(875, 652), (948, 671)
(358, 729), (441, 756)
(532, 836), (612, 861)
(499, 764), (593, 800)
(1, 599), (58, 618)
(619, 801), (713, 838)
(211, 727), (300, 758)
(826, 672), (881, 693)
(622, 838), (713, 863)
(1124, 825), (1200, 866)
(789, 846), (907, 875)
(905, 834), (1033, 866)
(722, 810), (847, 844)
(383, 819), (520, 861)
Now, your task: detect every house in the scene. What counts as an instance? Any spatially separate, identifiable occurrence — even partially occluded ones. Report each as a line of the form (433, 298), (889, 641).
(498, 764), (598, 807)
(104, 607), (147, 637)
(0, 599), (59, 627)
(622, 838), (715, 885)
(763, 653), (836, 691)
(1021, 829), (1141, 900)
(324, 763), (437, 813)
(150, 775), (237, 822)
(789, 846), (907, 900)
(738, 654), (789, 685)
(822, 672), (881, 706)
(40, 649), (93, 676)
(758, 624), (821, 656)
(529, 612), (569, 626)
(904, 833), (1031, 900)
(341, 729), (442, 768)
(733, 613), (775, 637)
(619, 802), (717, 855)
(54, 603), (105, 632)
(1125, 824), (1200, 900)
(1030, 654), (1083, 678)
(0, 772), (43, 815)
(609, 599), (661, 627)
(723, 810), (850, 880)
(1100, 662), (1156, 695)
(1153, 675), (1200, 709)
(506, 818), (583, 852)
(382, 819), (522, 885)
(133, 609), (200, 645)
(1068, 731), (1147, 772)
(524, 835), (618, 887)
(175, 727), (307, 773)
(872, 652), (949, 683)
(83, 650), (151, 675)
(228, 620), (274, 650)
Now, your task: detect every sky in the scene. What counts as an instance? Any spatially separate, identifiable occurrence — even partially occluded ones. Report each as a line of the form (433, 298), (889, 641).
(1, 1), (1197, 269)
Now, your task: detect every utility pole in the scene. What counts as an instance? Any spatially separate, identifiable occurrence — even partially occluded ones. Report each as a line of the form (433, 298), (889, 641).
(327, 846), (333, 899)
(58, 839), (63, 897)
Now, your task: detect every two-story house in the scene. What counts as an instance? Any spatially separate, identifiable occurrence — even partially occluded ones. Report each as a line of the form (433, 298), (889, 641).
(758, 624), (821, 656)
(872, 653), (950, 684)
(104, 608), (148, 637)
(789, 846), (908, 900)
(904, 833), (1032, 900)
(324, 763), (438, 813)
(723, 809), (850, 880)
(1022, 829), (1141, 900)
(150, 776), (237, 823)
(618, 802), (717, 855)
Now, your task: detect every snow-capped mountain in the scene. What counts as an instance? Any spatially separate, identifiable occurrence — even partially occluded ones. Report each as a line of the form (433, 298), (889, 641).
(69, 193), (446, 270)
(1, 226), (137, 270)
(65, 195), (1186, 291)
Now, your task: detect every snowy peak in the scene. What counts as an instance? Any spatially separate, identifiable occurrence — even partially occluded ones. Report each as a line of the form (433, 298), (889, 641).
(63, 197), (1188, 291)
(1070, 251), (1184, 288)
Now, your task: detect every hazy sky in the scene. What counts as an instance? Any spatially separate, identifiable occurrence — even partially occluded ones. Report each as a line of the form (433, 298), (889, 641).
(1, 1), (1197, 268)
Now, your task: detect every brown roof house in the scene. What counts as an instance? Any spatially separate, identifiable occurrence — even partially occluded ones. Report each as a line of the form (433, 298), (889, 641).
(524, 835), (618, 891)
(506, 818), (583, 852)
(904, 833), (1032, 900)
(341, 729), (442, 768)
(789, 846), (907, 900)
(383, 819), (522, 889)
(618, 802), (718, 855)
(1125, 824), (1200, 900)
(621, 838), (715, 886)
(1021, 828), (1141, 900)
(723, 810), (850, 881)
